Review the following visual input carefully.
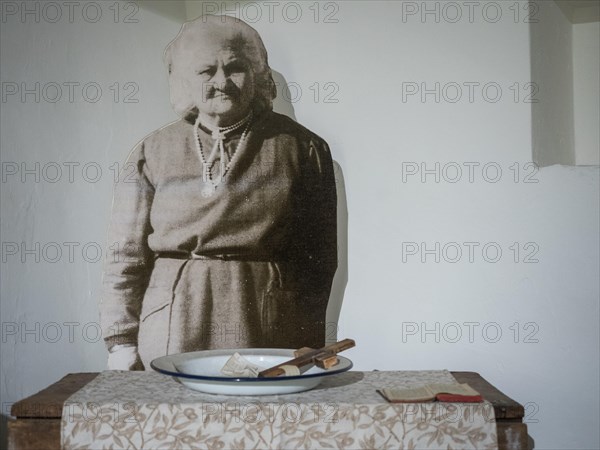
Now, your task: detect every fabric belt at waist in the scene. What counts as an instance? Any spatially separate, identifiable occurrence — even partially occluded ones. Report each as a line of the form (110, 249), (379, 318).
(155, 252), (276, 262)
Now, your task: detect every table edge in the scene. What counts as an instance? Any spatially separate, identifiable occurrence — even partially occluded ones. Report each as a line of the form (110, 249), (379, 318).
(10, 371), (524, 421)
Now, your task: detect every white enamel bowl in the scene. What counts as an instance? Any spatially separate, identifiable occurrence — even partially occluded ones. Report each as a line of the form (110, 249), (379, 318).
(151, 348), (353, 395)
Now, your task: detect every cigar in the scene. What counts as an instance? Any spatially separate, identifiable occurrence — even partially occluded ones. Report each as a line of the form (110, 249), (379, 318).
(258, 339), (355, 378)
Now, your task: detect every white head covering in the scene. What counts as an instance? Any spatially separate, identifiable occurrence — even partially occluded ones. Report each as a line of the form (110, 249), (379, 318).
(164, 15), (277, 121)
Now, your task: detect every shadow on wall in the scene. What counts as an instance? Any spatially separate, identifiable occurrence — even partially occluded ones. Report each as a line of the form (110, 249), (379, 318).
(272, 69), (349, 343)
(328, 161), (349, 343)
(272, 70), (298, 122)
(1, 416), (7, 450)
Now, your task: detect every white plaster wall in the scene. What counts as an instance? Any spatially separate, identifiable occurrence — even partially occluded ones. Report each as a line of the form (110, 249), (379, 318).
(1, 1), (599, 448)
(0, 0), (182, 425)
(573, 21), (600, 165)
(530, 0), (575, 166)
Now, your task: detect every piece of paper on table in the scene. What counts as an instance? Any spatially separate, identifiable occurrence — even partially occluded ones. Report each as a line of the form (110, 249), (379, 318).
(221, 352), (264, 377)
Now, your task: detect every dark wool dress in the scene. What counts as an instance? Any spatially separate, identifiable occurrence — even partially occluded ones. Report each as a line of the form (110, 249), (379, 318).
(100, 110), (337, 369)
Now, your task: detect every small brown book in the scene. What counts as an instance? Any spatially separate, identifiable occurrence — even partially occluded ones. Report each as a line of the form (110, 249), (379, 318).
(378, 383), (483, 403)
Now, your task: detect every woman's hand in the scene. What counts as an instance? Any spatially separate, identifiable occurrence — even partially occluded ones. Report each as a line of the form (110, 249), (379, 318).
(107, 344), (144, 370)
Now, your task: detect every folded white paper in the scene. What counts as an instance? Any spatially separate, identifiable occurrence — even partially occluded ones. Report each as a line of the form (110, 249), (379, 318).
(220, 352), (264, 377)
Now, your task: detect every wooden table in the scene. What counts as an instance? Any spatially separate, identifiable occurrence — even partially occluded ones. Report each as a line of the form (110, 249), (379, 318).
(7, 371), (530, 450)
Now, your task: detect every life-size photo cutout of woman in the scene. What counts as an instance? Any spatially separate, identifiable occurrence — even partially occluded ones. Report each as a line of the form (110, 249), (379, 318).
(100, 15), (338, 370)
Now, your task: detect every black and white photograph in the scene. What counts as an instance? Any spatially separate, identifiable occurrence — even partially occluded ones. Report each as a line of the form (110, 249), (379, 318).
(1, 1), (599, 449)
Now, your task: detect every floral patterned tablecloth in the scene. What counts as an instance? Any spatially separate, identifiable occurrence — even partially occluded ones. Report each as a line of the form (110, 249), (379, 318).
(61, 370), (497, 449)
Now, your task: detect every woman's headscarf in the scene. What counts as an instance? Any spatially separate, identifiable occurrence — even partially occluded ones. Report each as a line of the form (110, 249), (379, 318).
(164, 14), (277, 120)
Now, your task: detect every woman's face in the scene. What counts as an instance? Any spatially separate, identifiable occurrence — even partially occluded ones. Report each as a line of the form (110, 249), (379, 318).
(175, 36), (255, 126)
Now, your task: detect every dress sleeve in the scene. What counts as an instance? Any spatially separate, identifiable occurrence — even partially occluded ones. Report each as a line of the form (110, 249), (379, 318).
(100, 142), (155, 350)
(299, 138), (338, 295)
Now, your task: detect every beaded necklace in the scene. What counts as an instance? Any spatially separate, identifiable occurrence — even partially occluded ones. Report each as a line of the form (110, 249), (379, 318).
(193, 111), (253, 198)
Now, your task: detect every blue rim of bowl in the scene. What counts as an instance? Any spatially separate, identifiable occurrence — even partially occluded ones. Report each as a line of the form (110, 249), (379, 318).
(150, 353), (353, 382)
